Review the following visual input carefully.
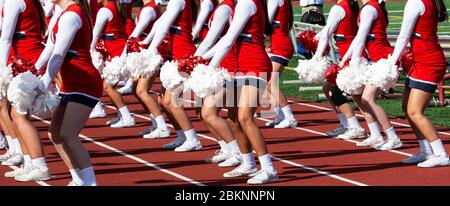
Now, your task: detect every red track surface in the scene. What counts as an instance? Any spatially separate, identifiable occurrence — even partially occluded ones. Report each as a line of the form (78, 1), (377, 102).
(1, 81), (450, 186)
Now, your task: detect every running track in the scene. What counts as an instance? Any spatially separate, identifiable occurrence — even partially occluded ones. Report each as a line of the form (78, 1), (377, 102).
(1, 80), (450, 186)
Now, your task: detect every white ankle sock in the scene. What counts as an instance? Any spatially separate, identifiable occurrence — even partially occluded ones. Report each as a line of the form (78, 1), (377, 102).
(94, 102), (103, 112)
(118, 106), (132, 120)
(241, 152), (256, 168)
(430, 139), (447, 157)
(23, 155), (32, 169)
(347, 116), (362, 129)
(6, 136), (15, 154)
(281, 105), (294, 120)
(385, 127), (400, 141)
(258, 154), (276, 173)
(12, 138), (23, 155)
(31, 157), (48, 171)
(155, 115), (168, 130)
(418, 139), (433, 155)
(337, 113), (349, 128)
(69, 168), (84, 184)
(217, 140), (230, 154)
(367, 122), (382, 138)
(227, 140), (240, 153)
(80, 166), (97, 186)
(184, 129), (198, 142)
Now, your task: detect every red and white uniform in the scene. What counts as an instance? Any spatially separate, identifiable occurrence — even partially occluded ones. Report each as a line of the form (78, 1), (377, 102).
(268, 0), (294, 64)
(0, 0), (44, 67)
(391, 0), (447, 92)
(192, 0), (217, 41)
(40, 4), (103, 99)
(131, 1), (159, 39)
(342, 0), (392, 63)
(123, 0), (136, 36)
(91, 0), (127, 58)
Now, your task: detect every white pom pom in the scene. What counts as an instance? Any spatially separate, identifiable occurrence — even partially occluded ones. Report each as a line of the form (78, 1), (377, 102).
(7, 71), (41, 115)
(126, 51), (148, 78)
(363, 58), (399, 92)
(159, 61), (186, 91)
(295, 57), (330, 83)
(0, 64), (13, 100)
(102, 56), (128, 85)
(141, 49), (163, 78)
(91, 50), (105, 72)
(32, 91), (60, 118)
(184, 64), (231, 98)
(336, 58), (368, 95)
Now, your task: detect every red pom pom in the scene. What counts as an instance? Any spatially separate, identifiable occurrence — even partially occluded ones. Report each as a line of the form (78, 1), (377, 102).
(126, 37), (142, 53)
(157, 37), (171, 61)
(324, 64), (344, 86)
(177, 56), (209, 74)
(296, 30), (329, 54)
(95, 40), (111, 61)
(400, 49), (414, 74)
(9, 55), (40, 77)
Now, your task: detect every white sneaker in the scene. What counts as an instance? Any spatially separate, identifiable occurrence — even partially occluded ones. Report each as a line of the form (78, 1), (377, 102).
(0, 151), (11, 162)
(417, 155), (450, 168)
(5, 167), (28, 178)
(337, 128), (366, 140)
(174, 140), (202, 152)
(118, 85), (132, 94)
(89, 107), (106, 119)
(326, 125), (347, 137)
(218, 153), (242, 167)
(274, 118), (297, 129)
(67, 180), (85, 186)
(143, 128), (170, 139)
(15, 167), (51, 182)
(223, 164), (258, 178)
(247, 169), (278, 185)
(2, 153), (23, 166)
(402, 151), (431, 164)
(110, 117), (135, 128)
(376, 139), (403, 150)
(265, 116), (283, 127)
(356, 136), (385, 147)
(138, 127), (156, 136)
(205, 150), (231, 164)
(0, 138), (7, 150)
(106, 116), (121, 125)
(163, 136), (186, 149)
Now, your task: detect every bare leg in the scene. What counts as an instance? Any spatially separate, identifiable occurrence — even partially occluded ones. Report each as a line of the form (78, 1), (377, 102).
(361, 85), (392, 130)
(201, 89), (235, 143)
(10, 109), (44, 159)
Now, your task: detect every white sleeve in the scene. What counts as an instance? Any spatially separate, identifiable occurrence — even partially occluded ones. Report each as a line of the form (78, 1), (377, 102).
(268, 0), (283, 24)
(129, 7), (156, 38)
(194, 5), (232, 56)
(314, 5), (345, 58)
(192, 0), (214, 40)
(43, 1), (53, 17)
(90, 8), (113, 51)
(203, 0), (256, 68)
(142, 16), (162, 44)
(40, 12), (82, 91)
(147, 0), (185, 50)
(0, 0), (4, 32)
(45, 5), (62, 37)
(0, 0), (26, 66)
(390, 0), (424, 64)
(341, 5), (377, 63)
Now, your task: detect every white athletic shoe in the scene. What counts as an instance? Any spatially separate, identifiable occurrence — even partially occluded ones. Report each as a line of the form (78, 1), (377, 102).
(274, 118), (297, 129)
(138, 127), (156, 136)
(5, 167), (27, 178)
(15, 167), (51, 182)
(417, 155), (450, 168)
(163, 136), (186, 149)
(223, 164), (258, 178)
(337, 128), (366, 140)
(0, 138), (7, 150)
(376, 139), (403, 150)
(174, 140), (202, 152)
(402, 152), (431, 164)
(326, 125), (347, 137)
(143, 128), (170, 139)
(356, 135), (385, 147)
(205, 149), (231, 164)
(67, 180), (85, 186)
(89, 106), (107, 119)
(0, 151), (11, 162)
(106, 116), (121, 125)
(218, 153), (242, 167)
(118, 85), (132, 94)
(247, 169), (278, 185)
(265, 117), (283, 127)
(2, 153), (23, 166)
(110, 117), (135, 128)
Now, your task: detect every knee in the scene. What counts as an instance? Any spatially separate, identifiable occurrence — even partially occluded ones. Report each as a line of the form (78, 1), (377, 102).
(135, 87), (147, 99)
(406, 108), (423, 121)
(160, 97), (172, 111)
(361, 95), (374, 107)
(201, 109), (215, 123)
(48, 131), (63, 145)
(237, 113), (253, 126)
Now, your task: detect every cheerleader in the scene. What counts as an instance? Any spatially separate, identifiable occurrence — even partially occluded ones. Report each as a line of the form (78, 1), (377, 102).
(194, 0), (241, 167)
(90, 0), (135, 128)
(314, 0), (373, 141)
(191, 0), (217, 41)
(202, 0), (278, 184)
(0, 0), (52, 181)
(340, 0), (403, 150)
(126, 0), (170, 139)
(142, 0), (203, 152)
(0, 0), (6, 150)
(390, 0), (449, 167)
(265, 0), (297, 129)
(36, 0), (103, 186)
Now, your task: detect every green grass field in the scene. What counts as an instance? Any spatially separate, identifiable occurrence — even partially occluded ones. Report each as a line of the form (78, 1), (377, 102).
(293, 0), (450, 35)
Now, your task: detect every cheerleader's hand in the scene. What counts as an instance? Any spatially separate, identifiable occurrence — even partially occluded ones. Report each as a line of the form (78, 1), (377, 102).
(387, 55), (397, 67)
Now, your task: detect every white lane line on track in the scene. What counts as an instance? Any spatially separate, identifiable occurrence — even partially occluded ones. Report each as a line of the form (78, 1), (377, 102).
(104, 104), (369, 186)
(31, 115), (206, 186)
